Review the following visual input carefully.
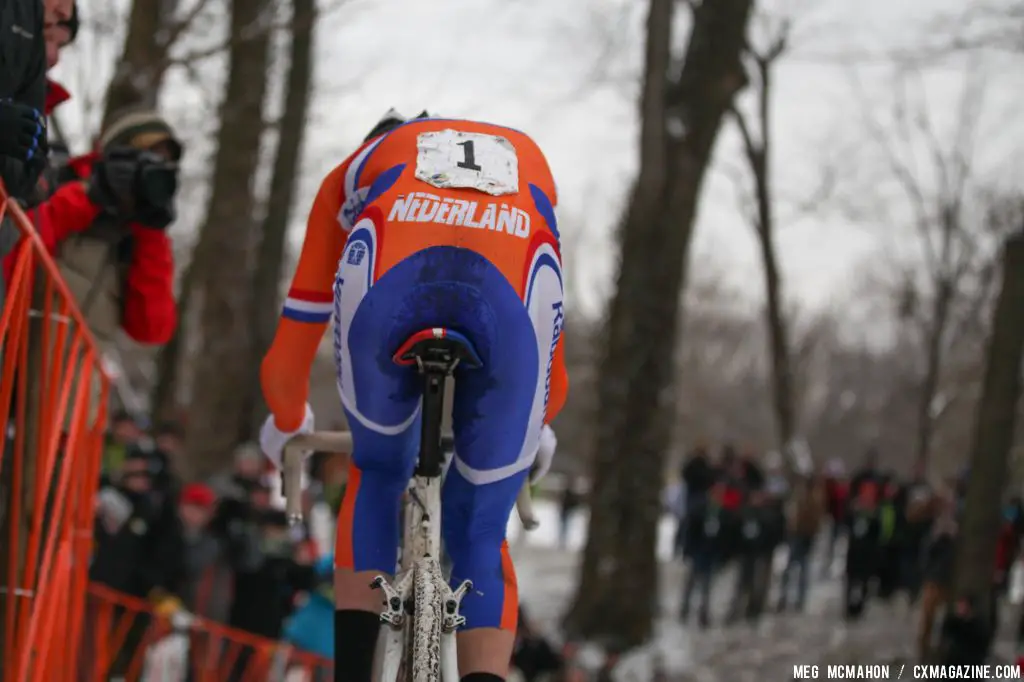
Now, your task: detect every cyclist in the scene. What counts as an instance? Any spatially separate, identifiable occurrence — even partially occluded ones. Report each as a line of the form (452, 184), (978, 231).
(259, 109), (567, 682)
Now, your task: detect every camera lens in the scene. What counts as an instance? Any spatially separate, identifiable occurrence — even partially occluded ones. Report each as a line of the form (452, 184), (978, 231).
(139, 165), (178, 208)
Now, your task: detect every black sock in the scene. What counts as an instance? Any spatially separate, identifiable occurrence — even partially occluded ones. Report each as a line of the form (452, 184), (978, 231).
(461, 673), (504, 682)
(335, 609), (381, 682)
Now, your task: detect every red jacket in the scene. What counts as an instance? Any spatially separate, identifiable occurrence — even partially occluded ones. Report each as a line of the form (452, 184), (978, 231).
(46, 79), (70, 115)
(3, 152), (177, 345)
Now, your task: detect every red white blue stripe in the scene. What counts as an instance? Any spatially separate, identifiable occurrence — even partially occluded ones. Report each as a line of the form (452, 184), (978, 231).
(282, 288), (334, 323)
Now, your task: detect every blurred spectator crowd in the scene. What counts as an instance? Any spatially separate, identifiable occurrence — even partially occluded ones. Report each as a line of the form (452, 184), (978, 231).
(91, 411), (348, 673)
(660, 443), (1024, 666)
(509, 446), (1024, 682)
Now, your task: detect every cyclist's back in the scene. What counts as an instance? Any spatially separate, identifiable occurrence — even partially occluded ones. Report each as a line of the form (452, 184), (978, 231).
(259, 113), (567, 682)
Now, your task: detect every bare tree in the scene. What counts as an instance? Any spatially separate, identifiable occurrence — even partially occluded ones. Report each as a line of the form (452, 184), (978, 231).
(563, 0), (753, 648)
(939, 1), (1024, 54)
(101, 0), (184, 124)
(183, 0), (275, 480)
(950, 229), (1024, 633)
(243, 0), (316, 435)
(101, 0), (344, 126)
(854, 67), (989, 471)
(729, 13), (797, 456)
(152, 0), (317, 434)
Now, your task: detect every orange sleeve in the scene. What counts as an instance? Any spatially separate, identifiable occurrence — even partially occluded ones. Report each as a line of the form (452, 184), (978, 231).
(260, 160), (350, 432)
(545, 329), (568, 423)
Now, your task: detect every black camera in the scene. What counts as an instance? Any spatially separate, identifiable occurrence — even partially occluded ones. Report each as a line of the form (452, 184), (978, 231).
(134, 150), (178, 211)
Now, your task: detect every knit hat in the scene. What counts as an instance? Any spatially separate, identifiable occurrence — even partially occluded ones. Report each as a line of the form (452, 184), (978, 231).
(180, 483), (216, 508)
(99, 109), (182, 161)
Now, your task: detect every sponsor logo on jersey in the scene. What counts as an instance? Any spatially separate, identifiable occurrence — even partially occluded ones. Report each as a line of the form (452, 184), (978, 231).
(339, 187), (369, 231)
(347, 242), (366, 266)
(387, 191), (531, 238)
(544, 301), (564, 409)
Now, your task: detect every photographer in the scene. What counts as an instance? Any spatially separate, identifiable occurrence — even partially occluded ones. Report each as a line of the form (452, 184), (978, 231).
(2, 108), (178, 345)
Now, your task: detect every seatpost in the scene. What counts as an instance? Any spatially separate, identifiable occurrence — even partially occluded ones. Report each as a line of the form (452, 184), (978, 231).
(416, 370), (447, 477)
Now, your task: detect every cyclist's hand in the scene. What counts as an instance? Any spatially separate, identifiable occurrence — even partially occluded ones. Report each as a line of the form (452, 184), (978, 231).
(259, 403), (315, 470)
(529, 424), (557, 484)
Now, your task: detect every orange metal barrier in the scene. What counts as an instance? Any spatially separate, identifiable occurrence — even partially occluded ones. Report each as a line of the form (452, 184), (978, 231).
(0, 185), (111, 680)
(85, 582), (334, 681)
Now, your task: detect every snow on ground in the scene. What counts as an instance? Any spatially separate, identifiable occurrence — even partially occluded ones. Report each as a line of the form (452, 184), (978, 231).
(299, 495), (1023, 679)
(507, 499), (924, 681)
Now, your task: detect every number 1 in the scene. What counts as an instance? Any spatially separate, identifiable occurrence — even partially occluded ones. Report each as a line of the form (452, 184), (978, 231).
(457, 140), (483, 171)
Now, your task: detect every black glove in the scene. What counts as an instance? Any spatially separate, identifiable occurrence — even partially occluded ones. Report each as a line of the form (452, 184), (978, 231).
(0, 100), (45, 163)
(86, 146), (140, 214)
(134, 201), (176, 230)
(86, 147), (179, 229)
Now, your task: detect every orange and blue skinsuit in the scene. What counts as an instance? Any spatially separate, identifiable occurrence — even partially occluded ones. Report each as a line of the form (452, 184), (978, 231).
(260, 119), (567, 631)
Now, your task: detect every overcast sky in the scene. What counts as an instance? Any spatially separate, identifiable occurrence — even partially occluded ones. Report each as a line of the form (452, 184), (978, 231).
(58, 0), (1024, 317)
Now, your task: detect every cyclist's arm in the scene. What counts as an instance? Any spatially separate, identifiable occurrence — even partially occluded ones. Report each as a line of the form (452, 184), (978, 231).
(260, 161), (350, 432)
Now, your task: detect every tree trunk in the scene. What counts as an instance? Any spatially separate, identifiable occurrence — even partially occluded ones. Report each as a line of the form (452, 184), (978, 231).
(102, 0), (178, 126)
(736, 53), (796, 454)
(951, 231), (1024, 622)
(183, 0), (273, 481)
(243, 0), (316, 438)
(563, 0), (752, 649)
(758, 219), (795, 451)
(914, 277), (953, 470)
(150, 259), (199, 421)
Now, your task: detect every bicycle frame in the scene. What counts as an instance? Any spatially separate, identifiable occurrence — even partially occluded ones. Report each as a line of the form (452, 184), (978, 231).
(282, 431), (539, 682)
(379, 472), (458, 682)
(281, 433), (537, 529)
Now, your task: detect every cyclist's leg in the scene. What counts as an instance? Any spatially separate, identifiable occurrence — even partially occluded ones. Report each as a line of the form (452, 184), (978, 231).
(443, 247), (563, 678)
(332, 221), (422, 681)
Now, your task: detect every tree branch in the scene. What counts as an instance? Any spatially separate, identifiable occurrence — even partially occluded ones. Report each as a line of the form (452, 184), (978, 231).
(168, 0), (352, 68)
(159, 0), (218, 49)
(729, 102), (760, 167)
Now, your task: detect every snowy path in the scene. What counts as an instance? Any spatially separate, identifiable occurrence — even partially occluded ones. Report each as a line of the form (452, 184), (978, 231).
(508, 501), (917, 681)
(512, 545), (919, 681)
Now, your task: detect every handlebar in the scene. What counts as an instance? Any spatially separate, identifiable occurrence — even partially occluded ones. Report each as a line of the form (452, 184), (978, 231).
(281, 431), (539, 531)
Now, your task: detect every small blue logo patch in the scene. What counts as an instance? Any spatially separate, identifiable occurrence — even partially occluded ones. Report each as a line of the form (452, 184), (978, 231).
(347, 242), (366, 266)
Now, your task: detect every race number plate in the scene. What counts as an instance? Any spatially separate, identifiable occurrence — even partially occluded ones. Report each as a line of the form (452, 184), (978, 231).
(415, 130), (519, 196)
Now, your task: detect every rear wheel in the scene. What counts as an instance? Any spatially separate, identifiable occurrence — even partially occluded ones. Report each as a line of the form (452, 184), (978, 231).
(409, 558), (445, 682)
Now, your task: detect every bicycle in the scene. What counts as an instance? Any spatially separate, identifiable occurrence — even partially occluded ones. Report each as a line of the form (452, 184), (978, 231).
(281, 327), (540, 682)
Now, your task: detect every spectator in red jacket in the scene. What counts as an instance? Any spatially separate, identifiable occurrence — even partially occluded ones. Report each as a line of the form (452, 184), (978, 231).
(3, 109), (179, 345)
(43, 0), (76, 114)
(44, 1), (77, 71)
(0, 2), (75, 277)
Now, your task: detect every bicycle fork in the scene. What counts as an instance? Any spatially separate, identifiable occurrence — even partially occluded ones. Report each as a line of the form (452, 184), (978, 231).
(372, 478), (474, 682)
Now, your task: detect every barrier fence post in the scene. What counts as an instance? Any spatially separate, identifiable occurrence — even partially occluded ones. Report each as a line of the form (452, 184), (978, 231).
(0, 264), (47, 670)
(0, 184), (112, 679)
(0, 184), (337, 678)
(0, 198), (31, 674)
